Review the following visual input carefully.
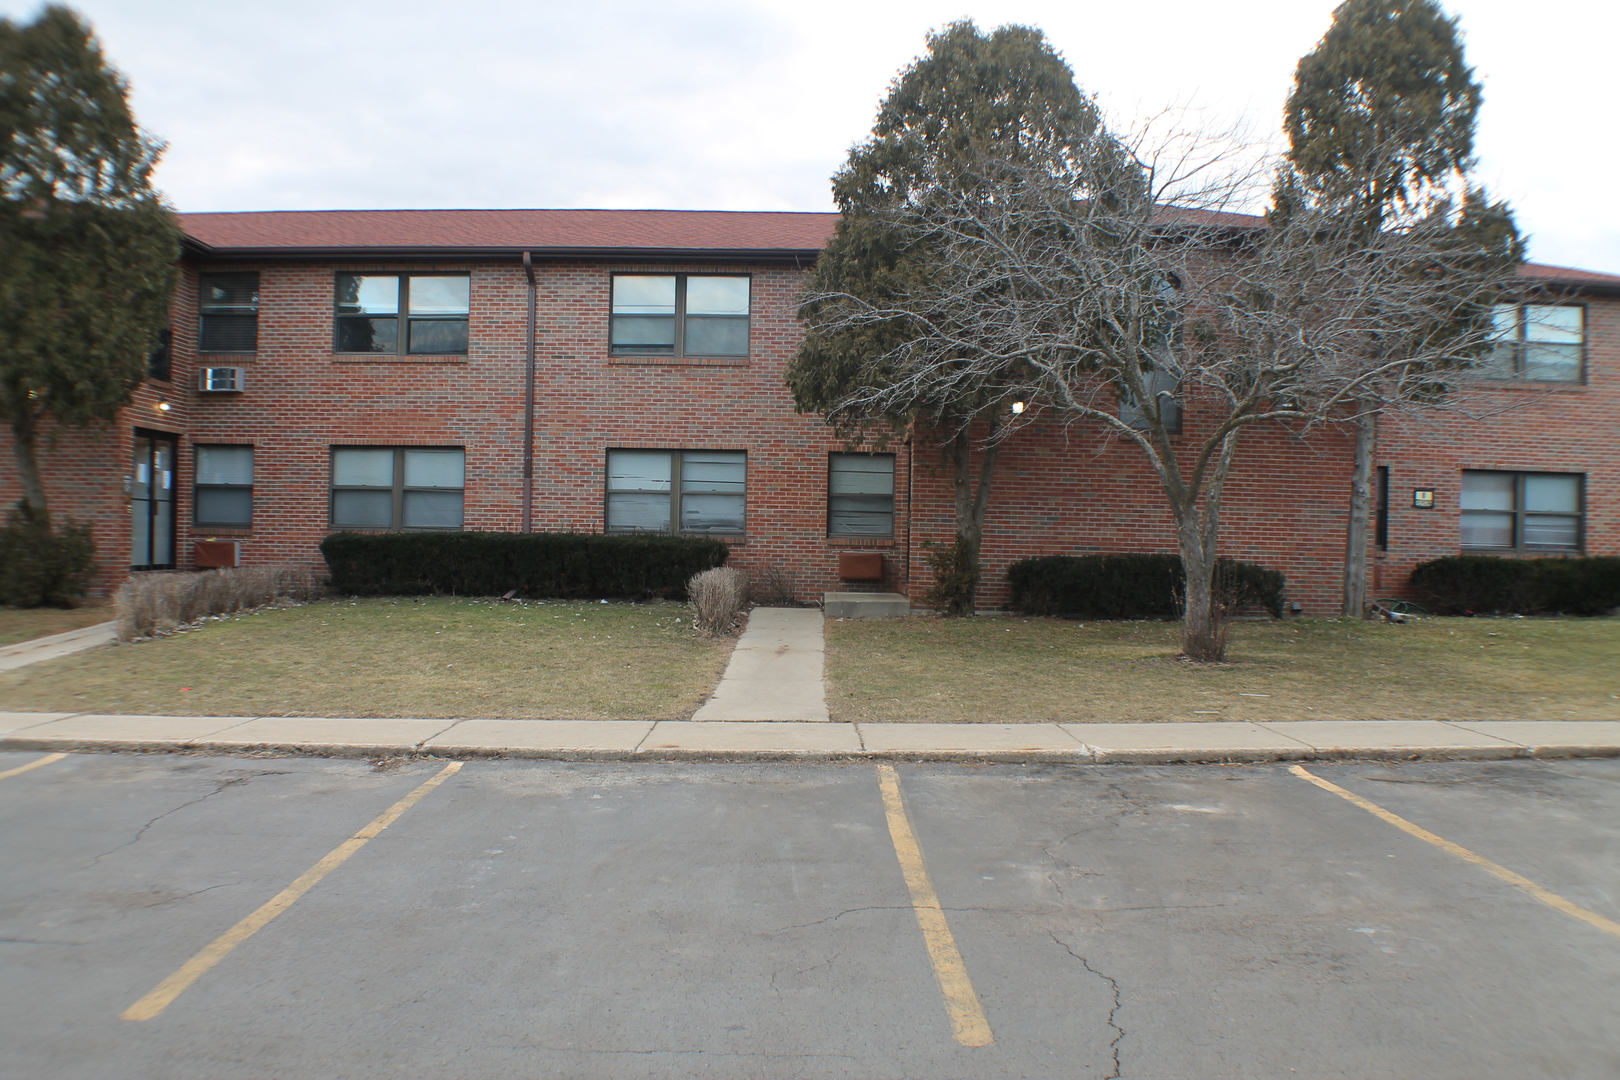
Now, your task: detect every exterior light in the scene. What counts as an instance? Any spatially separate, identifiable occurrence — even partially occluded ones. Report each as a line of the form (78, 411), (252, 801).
(1011, 401), (1026, 414)
(156, 400), (172, 412)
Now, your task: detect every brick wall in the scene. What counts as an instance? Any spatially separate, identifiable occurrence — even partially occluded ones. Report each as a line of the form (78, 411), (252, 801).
(2, 254), (1614, 612)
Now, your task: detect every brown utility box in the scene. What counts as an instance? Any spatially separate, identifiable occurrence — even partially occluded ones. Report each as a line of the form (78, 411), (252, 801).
(838, 552), (884, 581)
(194, 540), (240, 569)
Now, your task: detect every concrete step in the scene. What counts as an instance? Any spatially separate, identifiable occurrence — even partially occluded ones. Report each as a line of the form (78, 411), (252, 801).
(823, 592), (912, 618)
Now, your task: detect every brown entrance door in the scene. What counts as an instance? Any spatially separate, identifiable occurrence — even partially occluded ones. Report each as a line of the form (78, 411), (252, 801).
(131, 431), (177, 570)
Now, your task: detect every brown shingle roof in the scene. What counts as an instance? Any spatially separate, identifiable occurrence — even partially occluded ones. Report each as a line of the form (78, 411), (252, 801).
(178, 206), (1619, 288)
(179, 208), (838, 257)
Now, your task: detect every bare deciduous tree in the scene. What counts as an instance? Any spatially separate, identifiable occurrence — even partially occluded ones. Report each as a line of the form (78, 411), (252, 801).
(800, 124), (1518, 660)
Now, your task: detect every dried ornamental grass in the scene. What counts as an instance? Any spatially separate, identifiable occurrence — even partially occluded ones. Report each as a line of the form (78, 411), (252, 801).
(115, 565), (323, 641)
(688, 566), (748, 636)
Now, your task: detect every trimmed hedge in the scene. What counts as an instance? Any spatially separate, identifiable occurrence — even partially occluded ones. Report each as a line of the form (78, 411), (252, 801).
(1006, 553), (1286, 619)
(1409, 555), (1620, 616)
(320, 531), (729, 599)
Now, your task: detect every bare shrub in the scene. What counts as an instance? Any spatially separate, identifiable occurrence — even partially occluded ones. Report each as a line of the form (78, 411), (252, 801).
(687, 566), (748, 636)
(751, 564), (798, 607)
(115, 564), (323, 641)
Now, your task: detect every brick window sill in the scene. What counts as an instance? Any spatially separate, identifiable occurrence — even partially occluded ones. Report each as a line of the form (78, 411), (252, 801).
(199, 353), (256, 363)
(195, 529), (252, 538)
(331, 354), (469, 364)
(827, 537), (896, 548)
(608, 355), (748, 368)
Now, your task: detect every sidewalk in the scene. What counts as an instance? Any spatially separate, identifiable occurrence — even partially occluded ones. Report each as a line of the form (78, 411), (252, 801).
(0, 621), (117, 673)
(2, 712), (1617, 764)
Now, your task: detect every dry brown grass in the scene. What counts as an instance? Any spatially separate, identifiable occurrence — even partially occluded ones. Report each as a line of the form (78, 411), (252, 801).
(1, 596), (728, 720)
(114, 565), (323, 641)
(688, 567), (748, 636)
(825, 614), (1620, 723)
(0, 603), (113, 647)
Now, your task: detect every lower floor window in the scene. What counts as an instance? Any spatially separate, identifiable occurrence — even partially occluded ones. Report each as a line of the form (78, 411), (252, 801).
(331, 447), (464, 530)
(1460, 470), (1582, 552)
(606, 449), (745, 533)
(195, 445), (254, 526)
(828, 453), (895, 537)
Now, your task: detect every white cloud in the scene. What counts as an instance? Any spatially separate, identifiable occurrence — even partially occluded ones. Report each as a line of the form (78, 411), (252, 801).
(3, 0), (1614, 270)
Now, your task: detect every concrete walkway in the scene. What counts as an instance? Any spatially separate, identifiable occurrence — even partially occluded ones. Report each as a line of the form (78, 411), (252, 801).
(2, 711), (1616, 764)
(691, 608), (828, 722)
(0, 621), (116, 673)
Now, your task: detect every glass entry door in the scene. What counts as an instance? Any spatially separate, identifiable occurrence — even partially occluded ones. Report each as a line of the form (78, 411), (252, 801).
(132, 432), (177, 570)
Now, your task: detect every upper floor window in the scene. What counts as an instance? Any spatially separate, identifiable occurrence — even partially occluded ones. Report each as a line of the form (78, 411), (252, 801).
(331, 447), (465, 530)
(1486, 304), (1583, 383)
(829, 453), (895, 537)
(336, 274), (470, 355)
(195, 445), (253, 527)
(606, 449), (745, 533)
(199, 273), (259, 353)
(611, 275), (750, 358)
(1460, 470), (1582, 552)
(1119, 367), (1182, 433)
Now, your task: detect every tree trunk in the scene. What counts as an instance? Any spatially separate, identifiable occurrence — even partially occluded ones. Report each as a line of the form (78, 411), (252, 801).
(1176, 504), (1226, 661)
(945, 423), (1002, 615)
(9, 411), (49, 520)
(1342, 409), (1376, 617)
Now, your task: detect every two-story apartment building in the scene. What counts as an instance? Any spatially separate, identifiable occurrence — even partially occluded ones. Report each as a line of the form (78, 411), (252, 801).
(4, 207), (1617, 611)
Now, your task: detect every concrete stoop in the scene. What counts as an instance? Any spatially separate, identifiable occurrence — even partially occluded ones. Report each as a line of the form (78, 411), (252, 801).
(823, 592), (912, 618)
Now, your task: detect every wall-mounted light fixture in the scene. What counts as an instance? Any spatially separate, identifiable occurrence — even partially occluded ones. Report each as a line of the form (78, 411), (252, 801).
(155, 400), (172, 413)
(1011, 400), (1026, 414)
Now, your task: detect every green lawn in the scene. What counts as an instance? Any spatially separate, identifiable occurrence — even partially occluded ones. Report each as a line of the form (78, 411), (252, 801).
(825, 615), (1620, 723)
(0, 597), (729, 720)
(0, 604), (113, 647)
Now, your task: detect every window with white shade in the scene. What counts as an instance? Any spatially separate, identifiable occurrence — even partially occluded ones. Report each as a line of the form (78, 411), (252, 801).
(194, 446), (254, 527)
(1460, 470), (1582, 552)
(1484, 304), (1584, 382)
(606, 450), (745, 533)
(828, 453), (895, 537)
(610, 274), (750, 358)
(331, 447), (464, 530)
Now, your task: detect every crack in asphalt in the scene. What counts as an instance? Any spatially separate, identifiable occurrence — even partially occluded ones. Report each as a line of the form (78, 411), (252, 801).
(142, 882), (239, 907)
(0, 938), (86, 947)
(85, 773), (267, 867)
(1052, 932), (1125, 1080)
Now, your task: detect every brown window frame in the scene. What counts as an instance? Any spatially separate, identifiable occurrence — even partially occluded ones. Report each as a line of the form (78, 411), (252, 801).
(609, 273), (752, 359)
(603, 449), (747, 535)
(827, 452), (896, 538)
(198, 272), (259, 354)
(333, 273), (471, 356)
(329, 446), (466, 532)
(1485, 302), (1586, 384)
(193, 445), (255, 528)
(1459, 469), (1584, 554)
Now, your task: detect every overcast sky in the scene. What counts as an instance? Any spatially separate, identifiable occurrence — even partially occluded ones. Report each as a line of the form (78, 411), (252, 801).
(4, 0), (1615, 272)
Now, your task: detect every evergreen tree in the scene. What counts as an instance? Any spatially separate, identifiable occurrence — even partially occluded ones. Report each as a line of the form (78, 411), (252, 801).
(787, 20), (1102, 613)
(0, 5), (180, 524)
(1280, 0), (1516, 615)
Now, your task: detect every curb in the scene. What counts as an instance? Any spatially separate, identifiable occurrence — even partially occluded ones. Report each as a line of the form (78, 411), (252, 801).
(3, 735), (1617, 765)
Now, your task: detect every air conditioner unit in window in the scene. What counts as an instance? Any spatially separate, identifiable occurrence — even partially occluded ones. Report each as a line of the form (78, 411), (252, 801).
(198, 366), (245, 393)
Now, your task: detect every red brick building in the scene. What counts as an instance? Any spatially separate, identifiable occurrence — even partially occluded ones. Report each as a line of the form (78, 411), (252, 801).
(3, 208), (1616, 612)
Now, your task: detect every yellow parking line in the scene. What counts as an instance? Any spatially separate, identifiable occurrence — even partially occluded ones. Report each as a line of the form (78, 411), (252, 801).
(121, 760), (464, 1021)
(876, 764), (994, 1048)
(0, 752), (67, 781)
(1291, 764), (1620, 940)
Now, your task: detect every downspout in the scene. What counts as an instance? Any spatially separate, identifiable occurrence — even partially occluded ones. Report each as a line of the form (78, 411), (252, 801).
(520, 251), (537, 533)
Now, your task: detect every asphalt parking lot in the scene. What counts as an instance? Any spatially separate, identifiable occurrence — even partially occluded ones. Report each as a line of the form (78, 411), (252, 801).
(2, 751), (1617, 1079)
